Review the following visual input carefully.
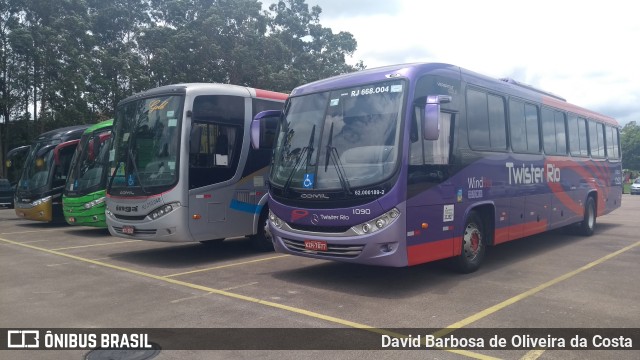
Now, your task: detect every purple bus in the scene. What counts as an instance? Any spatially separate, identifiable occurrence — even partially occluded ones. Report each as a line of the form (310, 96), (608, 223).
(250, 63), (622, 272)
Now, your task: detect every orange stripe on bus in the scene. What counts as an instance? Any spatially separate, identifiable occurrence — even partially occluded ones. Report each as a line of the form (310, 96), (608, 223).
(254, 89), (288, 101)
(407, 237), (458, 266)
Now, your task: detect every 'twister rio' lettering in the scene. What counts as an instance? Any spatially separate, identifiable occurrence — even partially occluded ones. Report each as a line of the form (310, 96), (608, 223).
(505, 162), (560, 185)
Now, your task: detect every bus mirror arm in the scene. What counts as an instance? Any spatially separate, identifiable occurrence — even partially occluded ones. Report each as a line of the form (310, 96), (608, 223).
(423, 95), (451, 140)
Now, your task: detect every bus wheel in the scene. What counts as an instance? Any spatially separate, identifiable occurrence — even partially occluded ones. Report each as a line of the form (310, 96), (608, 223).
(251, 210), (274, 252)
(451, 211), (485, 273)
(578, 196), (596, 236)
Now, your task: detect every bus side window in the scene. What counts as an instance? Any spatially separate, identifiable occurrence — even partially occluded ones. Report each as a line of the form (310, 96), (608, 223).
(189, 122), (242, 189)
(409, 104), (452, 166)
(425, 112), (452, 165)
(409, 107), (424, 165)
(214, 131), (229, 165)
(54, 146), (76, 187)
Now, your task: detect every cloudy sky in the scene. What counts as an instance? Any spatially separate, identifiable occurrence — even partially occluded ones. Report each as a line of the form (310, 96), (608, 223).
(267, 0), (639, 126)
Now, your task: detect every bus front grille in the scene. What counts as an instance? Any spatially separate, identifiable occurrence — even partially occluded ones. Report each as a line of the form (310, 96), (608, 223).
(114, 214), (147, 221)
(282, 238), (364, 258)
(287, 223), (351, 233)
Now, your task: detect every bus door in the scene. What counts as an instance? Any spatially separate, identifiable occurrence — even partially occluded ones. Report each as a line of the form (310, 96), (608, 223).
(187, 95), (248, 241)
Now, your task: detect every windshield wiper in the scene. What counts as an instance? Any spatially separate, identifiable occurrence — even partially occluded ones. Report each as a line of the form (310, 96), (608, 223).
(107, 135), (149, 195)
(127, 147), (150, 194)
(107, 159), (122, 191)
(283, 125), (316, 195)
(323, 122), (352, 195)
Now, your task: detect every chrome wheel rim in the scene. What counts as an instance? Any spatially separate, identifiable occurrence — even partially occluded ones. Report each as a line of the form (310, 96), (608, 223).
(264, 218), (272, 241)
(587, 203), (595, 229)
(463, 222), (482, 261)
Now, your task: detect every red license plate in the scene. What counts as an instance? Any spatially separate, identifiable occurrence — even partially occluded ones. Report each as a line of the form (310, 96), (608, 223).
(304, 240), (328, 252)
(122, 225), (135, 235)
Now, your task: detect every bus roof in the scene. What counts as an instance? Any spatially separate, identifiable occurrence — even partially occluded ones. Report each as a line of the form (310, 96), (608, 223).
(7, 145), (30, 157)
(118, 83), (287, 106)
(34, 125), (90, 143)
(289, 62), (456, 96)
(84, 119), (113, 134)
(290, 62), (618, 127)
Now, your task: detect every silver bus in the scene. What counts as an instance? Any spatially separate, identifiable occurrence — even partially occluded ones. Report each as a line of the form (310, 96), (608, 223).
(106, 83), (287, 250)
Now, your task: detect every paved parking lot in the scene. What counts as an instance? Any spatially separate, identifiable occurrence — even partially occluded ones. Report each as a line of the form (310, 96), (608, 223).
(1, 195), (638, 360)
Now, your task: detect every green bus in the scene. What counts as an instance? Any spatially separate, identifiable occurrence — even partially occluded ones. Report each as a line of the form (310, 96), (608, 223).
(62, 120), (113, 227)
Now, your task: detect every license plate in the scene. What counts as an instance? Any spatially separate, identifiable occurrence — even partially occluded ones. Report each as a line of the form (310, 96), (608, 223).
(304, 240), (328, 252)
(122, 225), (135, 235)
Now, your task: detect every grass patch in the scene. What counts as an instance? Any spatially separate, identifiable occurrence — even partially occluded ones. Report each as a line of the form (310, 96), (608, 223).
(623, 183), (630, 194)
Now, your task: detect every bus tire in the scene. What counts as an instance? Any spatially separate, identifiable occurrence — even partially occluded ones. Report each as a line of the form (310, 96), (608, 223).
(451, 211), (485, 273)
(578, 196), (596, 236)
(251, 210), (274, 252)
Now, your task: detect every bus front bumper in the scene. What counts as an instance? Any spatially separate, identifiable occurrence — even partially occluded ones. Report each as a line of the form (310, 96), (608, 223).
(63, 197), (107, 228)
(106, 206), (193, 242)
(15, 196), (54, 222)
(269, 213), (409, 267)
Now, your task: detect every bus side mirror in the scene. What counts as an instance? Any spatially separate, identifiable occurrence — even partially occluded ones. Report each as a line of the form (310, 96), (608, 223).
(423, 95), (451, 140)
(53, 140), (80, 166)
(88, 139), (95, 162)
(251, 110), (281, 150)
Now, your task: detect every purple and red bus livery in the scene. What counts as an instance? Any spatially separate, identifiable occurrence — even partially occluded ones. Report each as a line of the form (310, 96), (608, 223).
(251, 63), (622, 272)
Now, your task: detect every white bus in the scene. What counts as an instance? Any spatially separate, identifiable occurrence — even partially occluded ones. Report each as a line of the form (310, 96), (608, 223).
(105, 83), (287, 250)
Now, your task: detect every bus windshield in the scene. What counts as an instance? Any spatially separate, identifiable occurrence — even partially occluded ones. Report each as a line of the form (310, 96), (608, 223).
(6, 145), (30, 186)
(271, 79), (405, 192)
(66, 129), (112, 195)
(19, 141), (56, 192)
(110, 95), (183, 193)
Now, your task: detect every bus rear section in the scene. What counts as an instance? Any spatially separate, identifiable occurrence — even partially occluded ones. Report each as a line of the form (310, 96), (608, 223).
(105, 83), (286, 249)
(252, 63), (622, 271)
(14, 125), (89, 223)
(63, 120), (113, 227)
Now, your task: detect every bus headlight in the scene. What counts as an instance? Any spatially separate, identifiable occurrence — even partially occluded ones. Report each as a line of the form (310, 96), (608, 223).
(352, 208), (400, 235)
(84, 196), (106, 209)
(269, 210), (283, 229)
(148, 202), (181, 220)
(31, 196), (52, 207)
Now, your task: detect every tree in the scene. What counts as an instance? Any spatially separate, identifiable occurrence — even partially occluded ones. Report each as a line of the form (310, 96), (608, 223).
(264, 0), (362, 92)
(0, 0), (366, 177)
(86, 0), (152, 115)
(621, 121), (640, 170)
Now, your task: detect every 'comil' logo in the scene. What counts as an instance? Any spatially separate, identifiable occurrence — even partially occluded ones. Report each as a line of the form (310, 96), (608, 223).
(7, 330), (40, 348)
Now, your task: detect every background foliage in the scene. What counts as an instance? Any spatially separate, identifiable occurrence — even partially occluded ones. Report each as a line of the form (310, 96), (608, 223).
(621, 121), (640, 171)
(0, 0), (365, 176)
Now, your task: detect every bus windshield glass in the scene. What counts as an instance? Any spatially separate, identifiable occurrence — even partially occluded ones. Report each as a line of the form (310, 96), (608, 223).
(19, 141), (56, 192)
(66, 129), (112, 195)
(271, 79), (405, 192)
(110, 95), (183, 193)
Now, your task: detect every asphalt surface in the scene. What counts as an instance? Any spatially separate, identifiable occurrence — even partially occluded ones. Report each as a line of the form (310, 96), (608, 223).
(0, 195), (638, 360)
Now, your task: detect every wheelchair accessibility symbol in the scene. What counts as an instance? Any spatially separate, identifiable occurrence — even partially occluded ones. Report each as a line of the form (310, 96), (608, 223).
(303, 173), (314, 188)
(128, 174), (135, 186)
